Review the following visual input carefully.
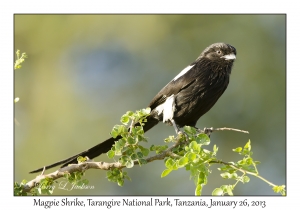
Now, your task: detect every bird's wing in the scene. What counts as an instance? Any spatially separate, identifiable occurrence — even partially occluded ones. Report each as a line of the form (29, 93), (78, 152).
(148, 62), (198, 109)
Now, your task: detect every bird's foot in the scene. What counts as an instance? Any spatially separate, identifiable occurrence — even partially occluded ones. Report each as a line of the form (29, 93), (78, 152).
(203, 127), (213, 137)
(170, 119), (189, 140)
(194, 127), (213, 137)
(177, 130), (190, 141)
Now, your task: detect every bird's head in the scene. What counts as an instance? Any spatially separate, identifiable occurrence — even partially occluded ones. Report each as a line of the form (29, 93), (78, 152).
(201, 43), (237, 63)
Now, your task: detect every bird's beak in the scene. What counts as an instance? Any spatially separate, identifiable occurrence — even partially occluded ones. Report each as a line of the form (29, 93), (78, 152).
(221, 53), (236, 60)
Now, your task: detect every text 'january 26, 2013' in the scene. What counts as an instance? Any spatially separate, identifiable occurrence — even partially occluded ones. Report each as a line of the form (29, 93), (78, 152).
(33, 197), (267, 209)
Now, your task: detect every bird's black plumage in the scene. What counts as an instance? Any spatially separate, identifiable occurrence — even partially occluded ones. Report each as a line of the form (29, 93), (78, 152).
(29, 43), (236, 173)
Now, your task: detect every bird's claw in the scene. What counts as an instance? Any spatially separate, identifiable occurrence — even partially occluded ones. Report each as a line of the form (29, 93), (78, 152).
(203, 127), (213, 137)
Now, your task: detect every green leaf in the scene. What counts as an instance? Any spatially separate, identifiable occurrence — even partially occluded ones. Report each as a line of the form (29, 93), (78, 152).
(178, 157), (189, 167)
(114, 150), (122, 156)
(118, 125), (127, 134)
(124, 147), (134, 156)
(172, 163), (178, 170)
(141, 107), (151, 115)
(187, 152), (197, 161)
(126, 111), (134, 116)
(212, 188), (223, 196)
(220, 172), (231, 179)
(136, 152), (143, 158)
(150, 145), (168, 154)
(120, 114), (130, 125)
(196, 171), (206, 186)
(161, 169), (172, 177)
(106, 171), (112, 178)
(233, 147), (242, 153)
(114, 141), (122, 151)
(110, 125), (127, 138)
(117, 178), (124, 187)
(125, 159), (134, 168)
(243, 176), (250, 183)
(130, 153), (138, 160)
(244, 140), (251, 151)
(220, 185), (234, 196)
(226, 186), (234, 196)
(110, 127), (119, 138)
(118, 139), (126, 146)
(184, 126), (196, 135)
(165, 158), (175, 169)
(195, 184), (203, 196)
(139, 147), (149, 156)
(127, 136), (137, 145)
(137, 134), (147, 142)
(164, 135), (175, 143)
(273, 185), (286, 195)
(119, 156), (129, 165)
(185, 164), (190, 170)
(196, 133), (210, 145)
(138, 158), (147, 165)
(150, 145), (156, 151)
(189, 141), (200, 153)
(245, 157), (253, 165)
(213, 144), (218, 154)
(202, 149), (213, 157)
(123, 171), (132, 181)
(158, 145), (168, 153)
(77, 156), (87, 163)
(134, 126), (144, 135)
(231, 172), (238, 179)
(220, 185), (233, 195)
(221, 172), (238, 179)
(107, 150), (115, 159)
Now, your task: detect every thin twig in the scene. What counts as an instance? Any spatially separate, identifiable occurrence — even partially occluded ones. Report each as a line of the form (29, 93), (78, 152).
(129, 119), (135, 133)
(41, 166), (46, 175)
(213, 127), (249, 134)
(209, 160), (276, 187)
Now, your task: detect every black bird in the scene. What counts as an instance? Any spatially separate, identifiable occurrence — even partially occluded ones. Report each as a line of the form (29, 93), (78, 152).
(30, 42), (236, 173)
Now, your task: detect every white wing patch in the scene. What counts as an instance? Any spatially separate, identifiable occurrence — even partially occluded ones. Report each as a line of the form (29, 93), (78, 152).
(154, 94), (175, 123)
(173, 65), (194, 81)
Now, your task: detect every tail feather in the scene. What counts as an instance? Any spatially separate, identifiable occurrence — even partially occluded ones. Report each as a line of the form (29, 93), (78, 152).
(29, 116), (159, 173)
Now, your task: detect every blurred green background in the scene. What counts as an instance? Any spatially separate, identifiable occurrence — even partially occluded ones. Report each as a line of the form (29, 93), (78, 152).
(14, 15), (286, 195)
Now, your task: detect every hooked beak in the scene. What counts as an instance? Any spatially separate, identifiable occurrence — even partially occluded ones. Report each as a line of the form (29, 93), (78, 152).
(221, 53), (236, 60)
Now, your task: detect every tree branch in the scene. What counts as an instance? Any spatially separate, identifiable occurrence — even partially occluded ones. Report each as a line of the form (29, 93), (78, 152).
(23, 127), (248, 193)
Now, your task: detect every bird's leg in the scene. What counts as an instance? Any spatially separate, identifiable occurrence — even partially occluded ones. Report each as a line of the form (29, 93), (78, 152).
(170, 119), (181, 134)
(170, 119), (190, 142)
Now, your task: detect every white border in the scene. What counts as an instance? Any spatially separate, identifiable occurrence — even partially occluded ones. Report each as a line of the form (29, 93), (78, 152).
(1, 1), (297, 209)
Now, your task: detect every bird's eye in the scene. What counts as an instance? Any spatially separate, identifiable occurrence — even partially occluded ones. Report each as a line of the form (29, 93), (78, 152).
(216, 50), (221, 54)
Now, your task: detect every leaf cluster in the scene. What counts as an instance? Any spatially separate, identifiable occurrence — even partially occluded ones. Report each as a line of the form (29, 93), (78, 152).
(14, 180), (32, 196)
(106, 108), (151, 185)
(161, 126), (217, 195)
(14, 49), (27, 70)
(63, 171), (89, 188)
(213, 140), (255, 195)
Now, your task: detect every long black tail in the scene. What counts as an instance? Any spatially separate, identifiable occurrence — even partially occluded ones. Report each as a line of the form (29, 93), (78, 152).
(29, 116), (159, 173)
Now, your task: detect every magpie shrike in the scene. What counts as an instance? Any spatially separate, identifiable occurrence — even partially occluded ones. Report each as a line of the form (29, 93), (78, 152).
(30, 42), (236, 173)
